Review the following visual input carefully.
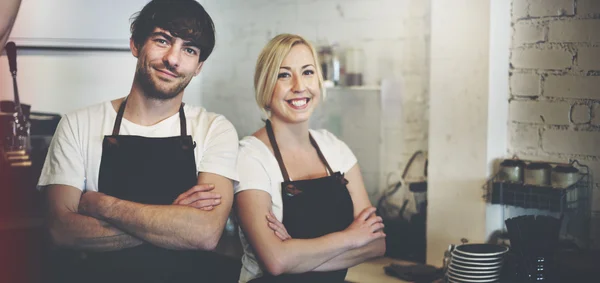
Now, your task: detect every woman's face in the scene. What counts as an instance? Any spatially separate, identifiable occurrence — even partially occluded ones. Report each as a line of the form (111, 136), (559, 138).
(269, 44), (321, 124)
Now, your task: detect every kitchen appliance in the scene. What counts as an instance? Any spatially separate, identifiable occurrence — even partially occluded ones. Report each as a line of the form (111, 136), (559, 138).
(505, 215), (561, 282)
(1, 42), (61, 218)
(1, 42), (31, 167)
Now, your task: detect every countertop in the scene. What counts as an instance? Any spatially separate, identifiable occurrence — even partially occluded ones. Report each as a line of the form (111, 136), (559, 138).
(346, 257), (438, 283)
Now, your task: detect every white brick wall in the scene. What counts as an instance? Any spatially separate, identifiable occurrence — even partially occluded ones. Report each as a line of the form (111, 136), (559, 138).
(510, 0), (600, 248)
(199, 0), (430, 200)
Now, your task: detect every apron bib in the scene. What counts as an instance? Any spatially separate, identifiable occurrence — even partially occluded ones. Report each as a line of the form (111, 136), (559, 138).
(249, 120), (354, 283)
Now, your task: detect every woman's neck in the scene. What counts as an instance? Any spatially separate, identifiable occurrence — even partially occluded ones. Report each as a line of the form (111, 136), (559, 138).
(268, 117), (311, 150)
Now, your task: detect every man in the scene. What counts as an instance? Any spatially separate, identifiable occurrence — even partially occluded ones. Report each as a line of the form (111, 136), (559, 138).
(38, 1), (239, 282)
(0, 0), (21, 53)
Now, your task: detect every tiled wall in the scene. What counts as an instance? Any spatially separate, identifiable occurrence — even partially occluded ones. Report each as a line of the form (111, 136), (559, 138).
(199, 0), (430, 199)
(509, 0), (600, 248)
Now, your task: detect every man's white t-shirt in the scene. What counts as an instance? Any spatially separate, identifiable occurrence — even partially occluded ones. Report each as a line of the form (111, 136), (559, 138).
(234, 129), (357, 283)
(38, 101), (239, 191)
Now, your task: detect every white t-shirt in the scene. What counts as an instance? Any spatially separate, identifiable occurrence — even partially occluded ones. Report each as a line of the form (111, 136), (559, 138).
(38, 101), (239, 191)
(234, 129), (357, 283)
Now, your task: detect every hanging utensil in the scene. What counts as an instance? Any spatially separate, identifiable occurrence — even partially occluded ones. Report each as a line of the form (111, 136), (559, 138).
(2, 42), (31, 167)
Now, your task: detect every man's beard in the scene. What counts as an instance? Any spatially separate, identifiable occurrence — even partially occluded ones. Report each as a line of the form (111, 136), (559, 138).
(135, 65), (191, 101)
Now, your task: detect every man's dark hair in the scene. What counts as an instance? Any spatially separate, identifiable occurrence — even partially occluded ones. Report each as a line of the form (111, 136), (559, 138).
(130, 0), (216, 62)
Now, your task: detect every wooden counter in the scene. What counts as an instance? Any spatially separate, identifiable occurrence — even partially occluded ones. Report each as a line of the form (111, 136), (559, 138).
(346, 257), (426, 283)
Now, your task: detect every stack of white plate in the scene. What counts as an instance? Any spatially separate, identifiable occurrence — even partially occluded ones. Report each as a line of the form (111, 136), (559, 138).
(446, 244), (509, 283)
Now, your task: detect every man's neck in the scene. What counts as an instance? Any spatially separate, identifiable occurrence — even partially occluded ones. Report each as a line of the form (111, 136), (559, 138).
(119, 90), (183, 126)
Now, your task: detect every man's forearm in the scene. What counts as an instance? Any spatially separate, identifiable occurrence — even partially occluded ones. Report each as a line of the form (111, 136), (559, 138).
(98, 197), (224, 250)
(313, 238), (386, 271)
(49, 211), (143, 252)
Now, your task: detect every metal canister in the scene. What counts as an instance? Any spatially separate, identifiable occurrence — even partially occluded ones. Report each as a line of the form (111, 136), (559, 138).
(498, 159), (525, 183)
(524, 162), (552, 186)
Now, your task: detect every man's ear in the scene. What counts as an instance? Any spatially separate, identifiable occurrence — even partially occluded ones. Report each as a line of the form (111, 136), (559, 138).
(130, 38), (139, 58)
(194, 61), (204, 76)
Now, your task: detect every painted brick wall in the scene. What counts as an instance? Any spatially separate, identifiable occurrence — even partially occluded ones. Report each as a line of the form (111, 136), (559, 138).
(509, 0), (600, 248)
(199, 0), (430, 199)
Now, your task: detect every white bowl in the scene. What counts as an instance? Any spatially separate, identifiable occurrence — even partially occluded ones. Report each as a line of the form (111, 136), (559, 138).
(451, 252), (503, 262)
(453, 244), (509, 257)
(450, 261), (503, 271)
(451, 257), (503, 266)
(447, 272), (500, 283)
(448, 264), (502, 275)
(448, 269), (499, 279)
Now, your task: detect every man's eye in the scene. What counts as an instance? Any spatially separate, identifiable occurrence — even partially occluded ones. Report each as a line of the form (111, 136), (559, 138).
(278, 73), (290, 78)
(156, 39), (168, 45)
(185, 48), (197, 55)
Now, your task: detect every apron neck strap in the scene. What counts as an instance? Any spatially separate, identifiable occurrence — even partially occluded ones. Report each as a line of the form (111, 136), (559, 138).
(265, 119), (333, 182)
(112, 98), (187, 136)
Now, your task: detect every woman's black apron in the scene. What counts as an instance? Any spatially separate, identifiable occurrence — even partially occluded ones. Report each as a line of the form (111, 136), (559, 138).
(249, 120), (354, 283)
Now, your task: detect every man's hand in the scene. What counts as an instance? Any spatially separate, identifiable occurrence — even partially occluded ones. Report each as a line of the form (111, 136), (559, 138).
(173, 184), (221, 211)
(78, 191), (113, 219)
(266, 211), (291, 241)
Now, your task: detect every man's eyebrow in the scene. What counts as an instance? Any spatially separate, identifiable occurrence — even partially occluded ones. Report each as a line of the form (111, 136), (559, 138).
(150, 32), (200, 49)
(182, 41), (200, 49)
(150, 32), (172, 41)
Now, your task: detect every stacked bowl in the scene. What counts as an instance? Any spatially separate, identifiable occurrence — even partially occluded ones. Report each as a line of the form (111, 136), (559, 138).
(446, 244), (509, 283)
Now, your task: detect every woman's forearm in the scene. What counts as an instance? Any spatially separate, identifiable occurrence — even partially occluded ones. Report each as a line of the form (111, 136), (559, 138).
(313, 238), (386, 271)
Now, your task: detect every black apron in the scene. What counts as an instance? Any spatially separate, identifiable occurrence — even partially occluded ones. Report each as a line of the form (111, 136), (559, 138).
(65, 98), (233, 283)
(249, 120), (354, 283)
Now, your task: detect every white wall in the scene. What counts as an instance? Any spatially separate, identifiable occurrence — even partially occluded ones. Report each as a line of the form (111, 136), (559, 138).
(199, 0), (430, 199)
(428, 0), (511, 266)
(0, 50), (203, 114)
(508, 0), (600, 249)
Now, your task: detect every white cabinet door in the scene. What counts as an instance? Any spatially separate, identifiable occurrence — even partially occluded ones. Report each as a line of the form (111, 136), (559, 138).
(9, 0), (149, 49)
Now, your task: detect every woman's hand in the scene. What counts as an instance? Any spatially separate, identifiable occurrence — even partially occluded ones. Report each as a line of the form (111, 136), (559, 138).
(266, 211), (291, 241)
(343, 207), (385, 249)
(173, 183), (221, 211)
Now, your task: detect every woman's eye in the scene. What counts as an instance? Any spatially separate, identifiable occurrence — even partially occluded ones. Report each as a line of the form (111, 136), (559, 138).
(278, 72), (291, 79)
(303, 70), (315, 76)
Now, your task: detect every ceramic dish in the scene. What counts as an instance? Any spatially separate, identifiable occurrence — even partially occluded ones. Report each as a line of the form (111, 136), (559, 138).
(446, 273), (499, 283)
(451, 257), (503, 266)
(447, 277), (500, 283)
(448, 269), (498, 279)
(450, 261), (503, 271)
(453, 244), (509, 257)
(448, 264), (502, 275)
(451, 252), (503, 262)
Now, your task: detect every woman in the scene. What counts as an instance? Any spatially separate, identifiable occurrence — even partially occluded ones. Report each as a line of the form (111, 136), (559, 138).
(234, 34), (386, 283)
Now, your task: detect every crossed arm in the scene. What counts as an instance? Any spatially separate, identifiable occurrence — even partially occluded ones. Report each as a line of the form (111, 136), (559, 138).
(235, 164), (386, 276)
(46, 172), (232, 252)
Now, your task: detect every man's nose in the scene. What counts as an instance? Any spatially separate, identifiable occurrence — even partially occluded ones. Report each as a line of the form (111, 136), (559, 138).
(163, 46), (180, 69)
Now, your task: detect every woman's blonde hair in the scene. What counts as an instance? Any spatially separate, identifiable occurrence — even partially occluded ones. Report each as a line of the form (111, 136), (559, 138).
(254, 33), (324, 117)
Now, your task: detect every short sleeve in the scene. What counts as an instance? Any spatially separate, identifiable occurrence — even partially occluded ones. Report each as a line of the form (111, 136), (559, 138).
(37, 116), (86, 191)
(337, 135), (357, 173)
(234, 146), (272, 195)
(314, 129), (357, 174)
(197, 116), (239, 181)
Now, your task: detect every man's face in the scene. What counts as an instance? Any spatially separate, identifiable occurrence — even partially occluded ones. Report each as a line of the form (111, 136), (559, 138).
(131, 28), (203, 100)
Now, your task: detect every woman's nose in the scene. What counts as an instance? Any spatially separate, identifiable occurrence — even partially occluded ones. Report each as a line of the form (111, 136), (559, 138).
(291, 75), (306, 93)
